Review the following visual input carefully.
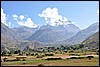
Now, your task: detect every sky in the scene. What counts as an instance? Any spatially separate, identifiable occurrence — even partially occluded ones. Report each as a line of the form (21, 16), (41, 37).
(1, 1), (99, 29)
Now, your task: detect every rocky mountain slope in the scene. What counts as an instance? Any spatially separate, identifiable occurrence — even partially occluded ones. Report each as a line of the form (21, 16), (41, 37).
(63, 22), (99, 45)
(13, 26), (38, 40)
(82, 31), (99, 49)
(1, 23), (43, 51)
(28, 24), (80, 44)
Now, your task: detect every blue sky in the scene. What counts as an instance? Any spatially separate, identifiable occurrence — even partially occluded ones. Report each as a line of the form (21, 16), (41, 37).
(1, 1), (99, 29)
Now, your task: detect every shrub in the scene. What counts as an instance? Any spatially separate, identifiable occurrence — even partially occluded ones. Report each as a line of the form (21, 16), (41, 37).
(69, 57), (85, 59)
(66, 58), (70, 60)
(64, 51), (67, 53)
(16, 58), (20, 61)
(70, 57), (77, 59)
(46, 57), (62, 60)
(86, 56), (94, 60)
(86, 56), (94, 58)
(45, 53), (54, 56)
(68, 50), (73, 53)
(38, 64), (45, 66)
(22, 58), (26, 61)
(8, 54), (12, 56)
(3, 58), (8, 62)
(96, 52), (99, 55)
(26, 53), (29, 56)
(19, 53), (22, 56)
(31, 53), (34, 56)
(77, 57), (85, 59)
(36, 55), (43, 58)
(34, 53), (38, 56)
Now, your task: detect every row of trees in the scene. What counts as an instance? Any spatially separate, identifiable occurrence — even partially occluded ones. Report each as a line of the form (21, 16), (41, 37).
(2, 44), (99, 56)
(36, 44), (84, 52)
(1, 44), (84, 56)
(1, 50), (21, 56)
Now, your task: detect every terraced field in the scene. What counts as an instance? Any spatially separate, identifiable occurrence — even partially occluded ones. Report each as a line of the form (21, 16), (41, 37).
(1, 54), (99, 66)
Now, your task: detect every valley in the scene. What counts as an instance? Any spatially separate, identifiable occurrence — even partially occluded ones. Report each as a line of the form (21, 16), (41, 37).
(1, 21), (99, 66)
(1, 1), (99, 66)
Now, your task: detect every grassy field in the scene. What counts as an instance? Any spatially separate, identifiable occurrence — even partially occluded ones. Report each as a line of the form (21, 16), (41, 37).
(1, 53), (99, 66)
(1, 58), (99, 66)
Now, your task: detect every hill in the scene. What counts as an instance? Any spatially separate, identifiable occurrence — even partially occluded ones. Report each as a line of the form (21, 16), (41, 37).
(82, 31), (99, 50)
(63, 22), (99, 45)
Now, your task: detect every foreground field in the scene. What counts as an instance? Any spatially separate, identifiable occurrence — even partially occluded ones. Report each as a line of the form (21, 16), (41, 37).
(1, 55), (99, 66)
(1, 58), (99, 66)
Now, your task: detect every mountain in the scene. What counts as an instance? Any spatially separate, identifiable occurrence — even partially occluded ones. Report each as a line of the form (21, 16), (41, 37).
(13, 26), (38, 40)
(1, 23), (21, 51)
(28, 23), (80, 44)
(23, 41), (43, 51)
(1, 23), (22, 41)
(82, 31), (99, 49)
(1, 23), (42, 52)
(64, 22), (99, 45)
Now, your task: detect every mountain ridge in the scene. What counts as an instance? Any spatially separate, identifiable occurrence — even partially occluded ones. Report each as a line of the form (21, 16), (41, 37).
(28, 23), (80, 44)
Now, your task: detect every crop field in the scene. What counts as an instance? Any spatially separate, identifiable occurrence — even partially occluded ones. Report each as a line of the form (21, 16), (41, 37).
(1, 52), (99, 66)
(1, 58), (99, 66)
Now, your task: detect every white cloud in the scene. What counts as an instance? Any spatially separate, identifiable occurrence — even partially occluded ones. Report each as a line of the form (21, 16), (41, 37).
(46, 21), (49, 23)
(38, 7), (70, 26)
(8, 22), (11, 27)
(50, 19), (57, 26)
(1, 8), (6, 23)
(18, 18), (37, 28)
(1, 8), (11, 27)
(12, 14), (38, 28)
(12, 14), (18, 20)
(63, 17), (68, 22)
(12, 14), (18, 18)
(72, 22), (78, 26)
(19, 15), (24, 20)
(97, 9), (99, 15)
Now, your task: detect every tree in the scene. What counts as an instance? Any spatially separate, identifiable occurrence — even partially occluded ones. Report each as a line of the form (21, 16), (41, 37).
(51, 46), (56, 51)
(60, 45), (66, 50)
(8, 51), (12, 56)
(79, 44), (84, 48)
(17, 50), (21, 54)
(14, 50), (18, 54)
(1, 51), (8, 56)
(66, 47), (70, 50)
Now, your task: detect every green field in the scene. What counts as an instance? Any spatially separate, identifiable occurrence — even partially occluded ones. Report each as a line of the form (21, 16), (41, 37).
(1, 58), (99, 66)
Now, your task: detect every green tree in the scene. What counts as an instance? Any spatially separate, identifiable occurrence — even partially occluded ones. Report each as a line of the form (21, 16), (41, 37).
(1, 50), (8, 56)
(79, 44), (84, 48)
(66, 47), (70, 50)
(17, 50), (21, 54)
(60, 45), (66, 50)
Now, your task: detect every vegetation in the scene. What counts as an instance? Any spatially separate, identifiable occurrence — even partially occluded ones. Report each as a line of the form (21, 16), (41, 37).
(46, 58), (62, 60)
(36, 55), (44, 58)
(1, 43), (99, 66)
(38, 64), (45, 66)
(45, 53), (54, 56)
(1, 57), (99, 66)
(86, 56), (94, 60)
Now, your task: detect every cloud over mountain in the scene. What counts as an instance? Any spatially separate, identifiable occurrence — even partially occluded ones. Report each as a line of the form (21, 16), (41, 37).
(1, 8), (11, 27)
(97, 9), (99, 16)
(38, 7), (73, 26)
(12, 14), (38, 28)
